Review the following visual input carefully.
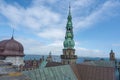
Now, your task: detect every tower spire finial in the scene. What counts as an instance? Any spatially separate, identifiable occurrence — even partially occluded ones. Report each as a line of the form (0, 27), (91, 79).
(11, 28), (14, 39)
(69, 2), (71, 15)
(67, 2), (72, 21)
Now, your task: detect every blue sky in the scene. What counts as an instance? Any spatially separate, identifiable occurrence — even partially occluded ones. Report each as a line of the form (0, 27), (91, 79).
(0, 0), (120, 58)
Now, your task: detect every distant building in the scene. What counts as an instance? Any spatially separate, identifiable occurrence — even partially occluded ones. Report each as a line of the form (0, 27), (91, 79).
(46, 51), (53, 62)
(109, 50), (116, 61)
(0, 36), (25, 66)
(19, 58), (42, 71)
(61, 5), (77, 65)
(19, 55), (52, 71)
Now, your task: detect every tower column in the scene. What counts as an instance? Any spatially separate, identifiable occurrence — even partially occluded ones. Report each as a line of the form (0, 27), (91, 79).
(109, 50), (116, 61)
(61, 5), (77, 65)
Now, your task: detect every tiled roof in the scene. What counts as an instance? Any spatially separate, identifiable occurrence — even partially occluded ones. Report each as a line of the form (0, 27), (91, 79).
(23, 65), (78, 80)
(71, 64), (115, 80)
(82, 61), (115, 67)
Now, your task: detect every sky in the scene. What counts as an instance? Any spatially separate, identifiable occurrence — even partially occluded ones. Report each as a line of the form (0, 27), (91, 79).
(0, 0), (120, 58)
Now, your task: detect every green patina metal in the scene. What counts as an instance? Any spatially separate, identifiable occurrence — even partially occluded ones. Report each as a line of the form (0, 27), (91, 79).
(22, 65), (78, 80)
(64, 5), (75, 49)
(39, 60), (48, 69)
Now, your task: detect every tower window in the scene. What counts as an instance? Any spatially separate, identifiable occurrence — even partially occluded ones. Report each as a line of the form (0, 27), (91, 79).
(68, 28), (71, 31)
(68, 61), (69, 64)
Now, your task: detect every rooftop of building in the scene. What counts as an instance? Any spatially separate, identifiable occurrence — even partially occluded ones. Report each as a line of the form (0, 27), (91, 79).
(71, 64), (115, 80)
(82, 60), (115, 67)
(23, 65), (78, 80)
(0, 37), (24, 57)
(22, 63), (115, 80)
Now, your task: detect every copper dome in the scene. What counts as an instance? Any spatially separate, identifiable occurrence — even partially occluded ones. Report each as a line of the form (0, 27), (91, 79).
(0, 37), (24, 56)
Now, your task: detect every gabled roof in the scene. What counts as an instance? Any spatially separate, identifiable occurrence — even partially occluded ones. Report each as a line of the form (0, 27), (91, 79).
(23, 65), (78, 80)
(71, 64), (115, 80)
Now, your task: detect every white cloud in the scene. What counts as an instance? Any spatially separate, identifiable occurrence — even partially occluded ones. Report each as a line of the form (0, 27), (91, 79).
(73, 0), (96, 8)
(76, 47), (107, 57)
(1, 0), (120, 39)
(38, 28), (65, 40)
(16, 37), (106, 57)
(0, 0), (61, 29)
(112, 43), (120, 47)
(16, 37), (63, 55)
(0, 0), (64, 41)
(73, 0), (120, 29)
(0, 0), (120, 58)
(32, 0), (57, 5)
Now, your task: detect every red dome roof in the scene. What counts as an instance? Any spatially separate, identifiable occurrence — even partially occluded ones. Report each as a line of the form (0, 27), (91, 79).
(0, 37), (24, 56)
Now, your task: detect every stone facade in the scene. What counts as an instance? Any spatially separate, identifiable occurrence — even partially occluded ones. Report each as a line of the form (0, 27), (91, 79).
(110, 50), (116, 61)
(0, 37), (25, 66)
(4, 57), (24, 66)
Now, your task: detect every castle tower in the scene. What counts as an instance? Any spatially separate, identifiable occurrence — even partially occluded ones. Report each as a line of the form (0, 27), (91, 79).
(61, 5), (77, 64)
(0, 36), (25, 66)
(46, 51), (53, 62)
(109, 50), (115, 61)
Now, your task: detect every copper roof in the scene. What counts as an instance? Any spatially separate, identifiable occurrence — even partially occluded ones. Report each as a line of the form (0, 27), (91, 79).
(0, 37), (24, 56)
(23, 65), (78, 80)
(71, 64), (115, 80)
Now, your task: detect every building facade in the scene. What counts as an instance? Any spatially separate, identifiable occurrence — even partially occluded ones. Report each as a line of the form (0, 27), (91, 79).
(109, 50), (116, 61)
(0, 36), (25, 66)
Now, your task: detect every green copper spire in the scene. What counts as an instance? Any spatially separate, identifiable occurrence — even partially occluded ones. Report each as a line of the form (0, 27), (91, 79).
(63, 5), (75, 49)
(68, 4), (72, 20)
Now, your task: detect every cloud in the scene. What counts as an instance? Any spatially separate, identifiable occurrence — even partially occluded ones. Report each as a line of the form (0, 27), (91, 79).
(0, 0), (65, 41)
(76, 47), (107, 57)
(1, 0), (120, 38)
(0, 1), (61, 29)
(72, 0), (96, 8)
(17, 37), (106, 57)
(16, 37), (63, 55)
(112, 43), (120, 47)
(38, 28), (65, 40)
(0, 0), (120, 57)
(73, 0), (120, 29)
